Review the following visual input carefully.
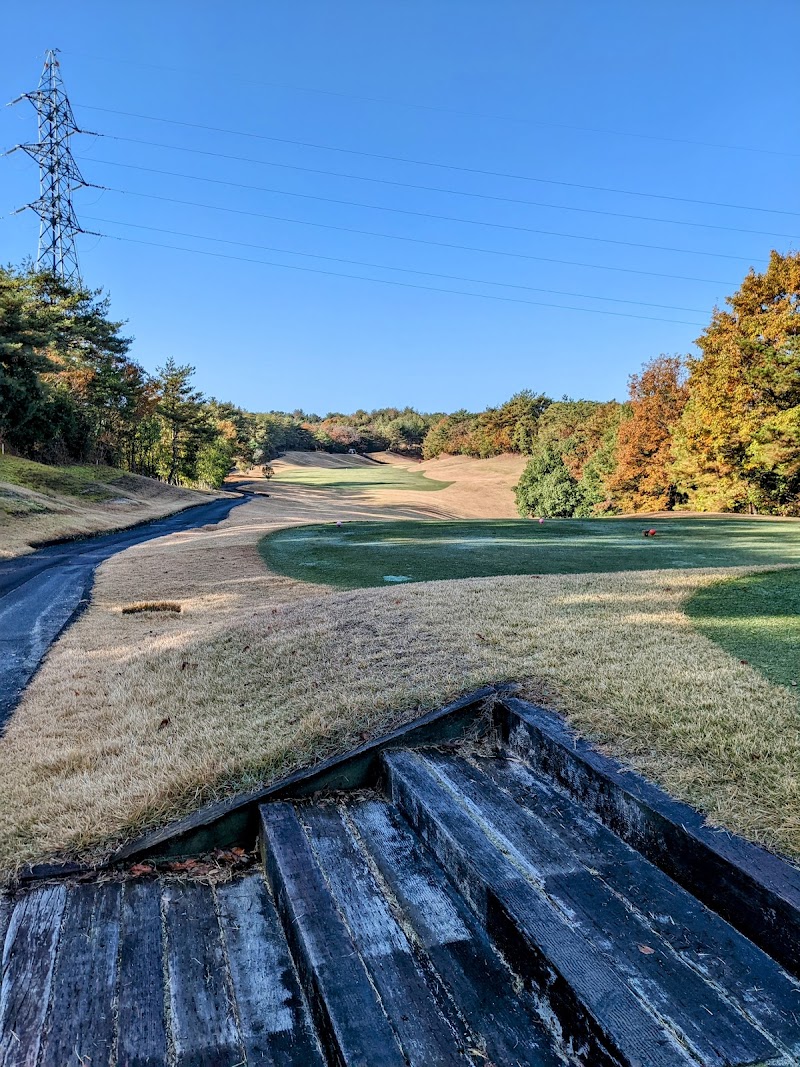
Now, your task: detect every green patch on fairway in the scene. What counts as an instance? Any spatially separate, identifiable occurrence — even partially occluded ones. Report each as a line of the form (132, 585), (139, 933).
(260, 516), (800, 589)
(270, 463), (450, 492)
(686, 569), (800, 687)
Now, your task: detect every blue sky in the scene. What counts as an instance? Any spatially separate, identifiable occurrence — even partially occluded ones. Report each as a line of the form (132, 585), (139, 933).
(2, 2), (799, 414)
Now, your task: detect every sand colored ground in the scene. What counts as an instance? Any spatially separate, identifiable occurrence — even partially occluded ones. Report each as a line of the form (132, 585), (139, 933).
(1, 453), (798, 875)
(0, 456), (217, 559)
(265, 451), (528, 517)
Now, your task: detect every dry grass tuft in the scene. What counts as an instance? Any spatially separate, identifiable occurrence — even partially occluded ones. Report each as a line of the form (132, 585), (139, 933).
(121, 602), (182, 615)
(1, 458), (798, 875)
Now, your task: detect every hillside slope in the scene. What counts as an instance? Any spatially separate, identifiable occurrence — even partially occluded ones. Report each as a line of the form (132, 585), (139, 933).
(265, 450), (526, 518)
(0, 455), (218, 558)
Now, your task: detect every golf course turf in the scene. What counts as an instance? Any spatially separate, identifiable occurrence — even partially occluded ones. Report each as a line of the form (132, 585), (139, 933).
(270, 464), (451, 492)
(260, 516), (800, 589)
(687, 568), (800, 687)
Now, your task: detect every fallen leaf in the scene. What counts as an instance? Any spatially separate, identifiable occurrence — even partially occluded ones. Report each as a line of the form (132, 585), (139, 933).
(638, 944), (655, 955)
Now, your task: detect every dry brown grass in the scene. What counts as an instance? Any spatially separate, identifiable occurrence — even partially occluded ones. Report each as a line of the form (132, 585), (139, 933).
(1, 466), (216, 559)
(1, 456), (798, 875)
(121, 602), (182, 615)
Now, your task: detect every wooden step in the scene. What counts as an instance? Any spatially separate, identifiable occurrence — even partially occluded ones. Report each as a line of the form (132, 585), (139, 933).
(498, 696), (800, 978)
(301, 803), (473, 1065)
(382, 749), (784, 1067)
(349, 797), (563, 1067)
(474, 750), (800, 1060)
(260, 801), (410, 1067)
(425, 751), (792, 1064)
(0, 873), (323, 1067)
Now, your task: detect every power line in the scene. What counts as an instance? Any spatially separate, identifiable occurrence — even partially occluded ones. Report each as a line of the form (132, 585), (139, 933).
(98, 133), (800, 241)
(74, 105), (800, 219)
(80, 157), (765, 263)
(63, 57), (800, 159)
(95, 229), (707, 327)
(83, 215), (709, 313)
(101, 185), (738, 286)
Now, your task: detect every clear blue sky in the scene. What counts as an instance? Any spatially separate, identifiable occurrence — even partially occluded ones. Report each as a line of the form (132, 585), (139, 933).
(2, 2), (799, 415)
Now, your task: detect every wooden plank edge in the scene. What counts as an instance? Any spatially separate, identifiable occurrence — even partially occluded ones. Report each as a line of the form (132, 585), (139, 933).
(497, 695), (800, 979)
(18, 682), (511, 884)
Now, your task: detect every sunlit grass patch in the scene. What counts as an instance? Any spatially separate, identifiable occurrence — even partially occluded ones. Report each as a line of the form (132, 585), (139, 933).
(270, 464), (451, 492)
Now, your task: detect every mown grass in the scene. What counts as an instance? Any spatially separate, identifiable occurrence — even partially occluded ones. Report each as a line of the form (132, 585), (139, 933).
(260, 516), (800, 588)
(687, 568), (800, 687)
(270, 463), (451, 493)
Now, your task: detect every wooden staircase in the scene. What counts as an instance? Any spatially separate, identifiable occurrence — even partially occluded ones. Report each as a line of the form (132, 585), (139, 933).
(2, 700), (799, 1065)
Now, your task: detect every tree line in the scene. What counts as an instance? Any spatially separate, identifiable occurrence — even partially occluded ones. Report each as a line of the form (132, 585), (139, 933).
(2, 251), (799, 511)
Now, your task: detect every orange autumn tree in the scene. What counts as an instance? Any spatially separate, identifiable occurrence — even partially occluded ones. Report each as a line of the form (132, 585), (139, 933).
(607, 355), (688, 511)
(675, 250), (800, 512)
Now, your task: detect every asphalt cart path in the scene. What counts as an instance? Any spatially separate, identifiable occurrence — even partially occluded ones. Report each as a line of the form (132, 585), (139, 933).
(0, 495), (247, 728)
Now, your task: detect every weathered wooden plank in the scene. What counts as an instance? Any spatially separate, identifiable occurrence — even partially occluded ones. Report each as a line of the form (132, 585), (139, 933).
(302, 805), (466, 1067)
(117, 880), (168, 1067)
(384, 749), (697, 1067)
(499, 696), (800, 978)
(0, 886), (66, 1067)
(350, 799), (563, 1067)
(477, 752), (800, 1059)
(426, 752), (779, 1066)
(260, 802), (407, 1067)
(39, 882), (122, 1067)
(163, 881), (244, 1067)
(111, 685), (499, 864)
(217, 873), (325, 1066)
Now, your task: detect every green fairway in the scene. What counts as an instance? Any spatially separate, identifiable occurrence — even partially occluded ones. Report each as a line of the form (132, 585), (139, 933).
(260, 516), (800, 589)
(686, 569), (800, 687)
(270, 464), (450, 492)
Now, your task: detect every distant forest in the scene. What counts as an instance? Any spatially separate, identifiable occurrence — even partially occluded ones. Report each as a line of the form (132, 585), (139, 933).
(2, 251), (799, 515)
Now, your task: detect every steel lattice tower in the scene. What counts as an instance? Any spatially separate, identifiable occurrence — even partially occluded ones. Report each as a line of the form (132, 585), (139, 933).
(9, 50), (91, 283)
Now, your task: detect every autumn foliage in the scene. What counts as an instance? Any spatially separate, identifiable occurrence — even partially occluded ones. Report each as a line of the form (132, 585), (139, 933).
(607, 356), (688, 512)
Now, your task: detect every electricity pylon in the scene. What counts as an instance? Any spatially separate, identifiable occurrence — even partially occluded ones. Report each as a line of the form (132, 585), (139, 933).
(8, 50), (94, 284)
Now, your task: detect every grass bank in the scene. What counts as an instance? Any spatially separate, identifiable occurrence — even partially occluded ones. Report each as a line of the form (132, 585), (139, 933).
(0, 454), (216, 558)
(1, 479), (799, 873)
(687, 568), (800, 687)
(260, 516), (800, 588)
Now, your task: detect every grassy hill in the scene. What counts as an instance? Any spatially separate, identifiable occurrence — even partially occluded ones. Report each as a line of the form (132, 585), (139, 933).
(0, 454), (216, 558)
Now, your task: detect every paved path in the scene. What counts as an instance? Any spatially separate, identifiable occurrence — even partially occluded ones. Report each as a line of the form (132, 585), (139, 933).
(0, 496), (246, 728)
